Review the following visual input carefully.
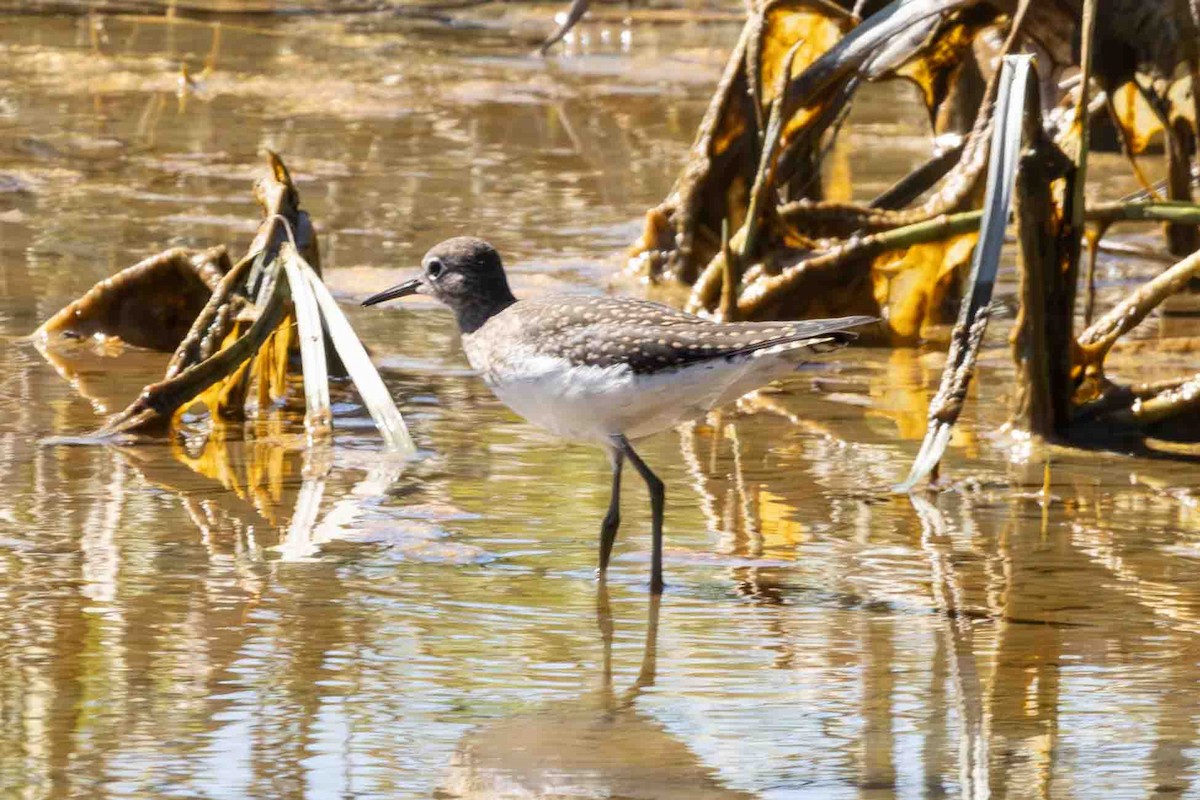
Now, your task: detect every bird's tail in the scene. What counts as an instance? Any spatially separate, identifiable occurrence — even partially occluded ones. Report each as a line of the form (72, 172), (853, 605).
(736, 315), (876, 361)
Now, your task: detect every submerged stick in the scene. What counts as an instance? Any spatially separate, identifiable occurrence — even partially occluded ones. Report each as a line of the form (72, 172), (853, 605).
(538, 0), (591, 55)
(1010, 128), (1072, 438)
(1132, 373), (1200, 424)
(870, 139), (967, 210)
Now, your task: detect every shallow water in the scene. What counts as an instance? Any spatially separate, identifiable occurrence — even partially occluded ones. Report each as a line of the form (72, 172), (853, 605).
(4, 8), (1200, 800)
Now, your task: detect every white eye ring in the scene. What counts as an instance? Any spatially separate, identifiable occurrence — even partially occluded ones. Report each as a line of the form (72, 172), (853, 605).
(427, 258), (444, 279)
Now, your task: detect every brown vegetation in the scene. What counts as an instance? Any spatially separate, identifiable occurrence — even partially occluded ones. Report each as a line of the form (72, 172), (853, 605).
(32, 153), (413, 452)
(616, 0), (1200, 476)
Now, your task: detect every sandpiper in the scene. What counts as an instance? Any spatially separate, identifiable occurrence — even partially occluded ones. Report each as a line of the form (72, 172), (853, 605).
(364, 237), (874, 592)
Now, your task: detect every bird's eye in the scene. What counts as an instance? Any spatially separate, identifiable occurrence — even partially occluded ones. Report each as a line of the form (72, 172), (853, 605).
(427, 258), (444, 279)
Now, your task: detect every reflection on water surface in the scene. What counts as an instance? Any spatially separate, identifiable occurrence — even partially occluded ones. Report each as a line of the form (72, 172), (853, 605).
(3, 8), (1200, 800)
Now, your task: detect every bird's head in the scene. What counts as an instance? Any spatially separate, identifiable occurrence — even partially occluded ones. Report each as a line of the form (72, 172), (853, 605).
(362, 237), (516, 333)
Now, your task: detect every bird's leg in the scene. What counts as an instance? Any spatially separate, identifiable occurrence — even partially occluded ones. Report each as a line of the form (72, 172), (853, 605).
(611, 434), (665, 594)
(596, 579), (614, 695)
(599, 446), (624, 575)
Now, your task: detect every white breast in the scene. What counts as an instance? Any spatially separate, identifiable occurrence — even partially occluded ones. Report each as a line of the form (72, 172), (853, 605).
(464, 340), (778, 445)
(482, 354), (636, 444)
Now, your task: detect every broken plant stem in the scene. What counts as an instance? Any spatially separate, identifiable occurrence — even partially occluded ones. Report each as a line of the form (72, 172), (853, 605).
(273, 215), (412, 453)
(1011, 128), (1072, 438)
(743, 42), (799, 263)
(719, 218), (738, 322)
(1078, 246), (1200, 367)
(280, 243), (332, 438)
(894, 54), (1037, 491)
(298, 256), (416, 454)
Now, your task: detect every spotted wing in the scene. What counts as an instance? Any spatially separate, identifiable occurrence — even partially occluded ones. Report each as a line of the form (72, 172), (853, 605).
(519, 295), (875, 375)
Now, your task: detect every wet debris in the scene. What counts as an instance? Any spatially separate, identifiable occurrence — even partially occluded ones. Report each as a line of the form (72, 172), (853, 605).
(32, 151), (415, 454)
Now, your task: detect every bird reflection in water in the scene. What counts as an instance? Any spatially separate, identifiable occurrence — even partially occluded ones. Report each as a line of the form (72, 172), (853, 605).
(439, 588), (755, 800)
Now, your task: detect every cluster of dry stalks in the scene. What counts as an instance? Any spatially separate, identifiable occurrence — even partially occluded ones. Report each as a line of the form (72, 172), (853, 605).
(606, 0), (1200, 478)
(33, 152), (413, 453)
